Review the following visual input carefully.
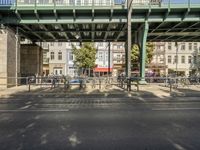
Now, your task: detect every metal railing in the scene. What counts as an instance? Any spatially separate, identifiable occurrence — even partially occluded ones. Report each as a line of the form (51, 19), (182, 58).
(1, 76), (200, 94)
(0, 76), (30, 86)
(1, 0), (199, 7)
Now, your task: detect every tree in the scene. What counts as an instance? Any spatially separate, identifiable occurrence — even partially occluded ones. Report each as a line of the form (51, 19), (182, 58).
(131, 42), (154, 70)
(72, 42), (97, 75)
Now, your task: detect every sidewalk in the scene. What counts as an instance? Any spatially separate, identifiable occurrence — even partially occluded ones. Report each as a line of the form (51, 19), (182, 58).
(0, 84), (200, 98)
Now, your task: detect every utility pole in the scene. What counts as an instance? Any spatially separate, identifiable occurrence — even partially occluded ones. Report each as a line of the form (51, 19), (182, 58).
(108, 42), (111, 77)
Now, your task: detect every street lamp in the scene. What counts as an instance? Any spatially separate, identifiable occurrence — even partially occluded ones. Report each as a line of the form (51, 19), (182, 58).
(175, 42), (178, 77)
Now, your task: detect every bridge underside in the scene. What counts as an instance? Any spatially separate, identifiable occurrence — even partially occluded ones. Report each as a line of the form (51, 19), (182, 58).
(1, 3), (200, 42)
(0, 2), (200, 85)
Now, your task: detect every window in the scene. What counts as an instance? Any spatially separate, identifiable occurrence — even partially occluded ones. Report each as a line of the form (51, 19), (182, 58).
(188, 56), (192, 64)
(55, 0), (63, 4)
(69, 52), (73, 61)
(117, 54), (120, 59)
(168, 56), (171, 63)
(99, 52), (103, 61)
(174, 56), (178, 64)
(106, 0), (110, 5)
(42, 42), (48, 48)
(189, 43), (192, 50)
(58, 52), (62, 60)
(84, 0), (89, 5)
(180, 43), (185, 51)
(159, 46), (164, 51)
(54, 68), (63, 75)
(99, 42), (103, 46)
(181, 56), (185, 64)
(58, 42), (62, 46)
(194, 43), (198, 51)
(69, 0), (73, 5)
(116, 54), (121, 63)
(117, 45), (120, 49)
(105, 52), (108, 62)
(193, 56), (197, 64)
(168, 42), (172, 50)
(50, 42), (54, 46)
(76, 0), (81, 5)
(50, 52), (54, 60)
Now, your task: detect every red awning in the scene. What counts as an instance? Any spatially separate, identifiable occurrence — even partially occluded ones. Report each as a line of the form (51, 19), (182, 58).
(93, 68), (113, 72)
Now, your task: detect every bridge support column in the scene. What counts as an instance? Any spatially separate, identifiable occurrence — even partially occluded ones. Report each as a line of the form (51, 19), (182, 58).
(138, 21), (149, 84)
(126, 0), (132, 78)
(0, 27), (20, 88)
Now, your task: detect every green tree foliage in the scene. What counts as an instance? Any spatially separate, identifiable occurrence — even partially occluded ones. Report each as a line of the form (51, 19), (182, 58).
(72, 42), (97, 70)
(131, 42), (154, 69)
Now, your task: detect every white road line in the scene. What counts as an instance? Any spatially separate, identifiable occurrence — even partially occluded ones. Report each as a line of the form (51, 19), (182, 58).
(152, 108), (200, 111)
(137, 97), (146, 102)
(0, 109), (69, 112)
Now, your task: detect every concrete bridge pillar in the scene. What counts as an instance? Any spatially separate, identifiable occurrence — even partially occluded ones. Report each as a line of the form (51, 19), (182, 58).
(0, 27), (20, 88)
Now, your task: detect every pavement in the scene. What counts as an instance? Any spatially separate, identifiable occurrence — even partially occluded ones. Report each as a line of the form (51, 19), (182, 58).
(0, 89), (200, 150)
(0, 84), (200, 150)
(0, 83), (200, 99)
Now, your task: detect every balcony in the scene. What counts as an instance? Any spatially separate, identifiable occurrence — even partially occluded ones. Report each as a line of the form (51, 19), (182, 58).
(43, 58), (49, 64)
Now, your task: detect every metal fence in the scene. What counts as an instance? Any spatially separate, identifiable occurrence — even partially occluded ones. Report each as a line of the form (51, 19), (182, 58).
(1, 76), (199, 93)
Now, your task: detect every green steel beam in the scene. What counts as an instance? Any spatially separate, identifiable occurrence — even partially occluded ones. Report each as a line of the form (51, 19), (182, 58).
(91, 24), (95, 41)
(110, 9), (113, 21)
(55, 24), (69, 41)
(74, 24), (82, 42)
(34, 9), (40, 21)
(39, 24), (56, 40)
(25, 30), (122, 33)
(104, 24), (111, 41)
(15, 10), (21, 20)
(115, 24), (126, 41)
(166, 22), (184, 33)
(21, 24), (43, 40)
(148, 32), (200, 36)
(139, 21), (149, 84)
(180, 22), (200, 32)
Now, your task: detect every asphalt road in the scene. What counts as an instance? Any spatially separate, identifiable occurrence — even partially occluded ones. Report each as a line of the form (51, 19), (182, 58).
(0, 95), (200, 150)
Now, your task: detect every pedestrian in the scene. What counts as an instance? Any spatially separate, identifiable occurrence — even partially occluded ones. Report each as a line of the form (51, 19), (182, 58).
(51, 75), (56, 89)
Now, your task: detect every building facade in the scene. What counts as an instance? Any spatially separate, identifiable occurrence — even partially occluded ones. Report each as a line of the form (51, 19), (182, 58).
(48, 42), (67, 76)
(94, 42), (113, 76)
(165, 42), (200, 76)
(43, 41), (200, 78)
(148, 42), (166, 76)
(66, 42), (80, 77)
(112, 42), (125, 77)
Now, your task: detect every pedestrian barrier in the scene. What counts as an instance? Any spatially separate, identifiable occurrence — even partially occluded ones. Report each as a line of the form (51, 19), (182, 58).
(1, 76), (200, 94)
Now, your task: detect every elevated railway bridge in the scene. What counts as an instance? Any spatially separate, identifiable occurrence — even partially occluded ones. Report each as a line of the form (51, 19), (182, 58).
(0, 0), (200, 86)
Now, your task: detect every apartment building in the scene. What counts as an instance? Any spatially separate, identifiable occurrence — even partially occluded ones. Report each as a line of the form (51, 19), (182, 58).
(149, 42), (167, 76)
(94, 42), (113, 76)
(66, 42), (80, 77)
(112, 42), (125, 77)
(48, 42), (67, 76)
(165, 42), (200, 76)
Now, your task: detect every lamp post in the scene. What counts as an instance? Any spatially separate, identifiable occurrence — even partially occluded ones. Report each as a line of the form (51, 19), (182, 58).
(175, 42), (178, 77)
(174, 42), (179, 85)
